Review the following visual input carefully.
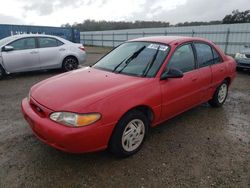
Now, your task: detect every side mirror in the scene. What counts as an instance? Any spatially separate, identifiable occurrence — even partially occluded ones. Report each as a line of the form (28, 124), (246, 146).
(2, 45), (14, 52)
(160, 68), (184, 80)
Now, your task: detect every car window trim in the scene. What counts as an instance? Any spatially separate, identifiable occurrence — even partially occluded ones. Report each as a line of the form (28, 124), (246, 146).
(6, 37), (37, 51)
(165, 42), (197, 74)
(193, 41), (223, 68)
(37, 37), (64, 48)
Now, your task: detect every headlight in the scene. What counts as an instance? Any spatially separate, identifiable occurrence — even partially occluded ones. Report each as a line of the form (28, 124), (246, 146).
(50, 112), (101, 127)
(235, 53), (247, 59)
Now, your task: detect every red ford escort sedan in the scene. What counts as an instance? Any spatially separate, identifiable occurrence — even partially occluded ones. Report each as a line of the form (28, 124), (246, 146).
(21, 36), (236, 157)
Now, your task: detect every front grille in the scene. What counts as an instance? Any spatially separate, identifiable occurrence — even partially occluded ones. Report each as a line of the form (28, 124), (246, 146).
(238, 63), (250, 67)
(30, 103), (46, 117)
(29, 98), (49, 118)
(245, 54), (250, 58)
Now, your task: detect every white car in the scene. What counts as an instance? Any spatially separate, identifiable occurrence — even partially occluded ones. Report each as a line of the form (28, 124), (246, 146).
(0, 34), (86, 79)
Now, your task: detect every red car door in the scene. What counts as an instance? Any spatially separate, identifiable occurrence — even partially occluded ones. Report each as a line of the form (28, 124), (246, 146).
(193, 42), (218, 102)
(160, 44), (202, 120)
(210, 48), (227, 88)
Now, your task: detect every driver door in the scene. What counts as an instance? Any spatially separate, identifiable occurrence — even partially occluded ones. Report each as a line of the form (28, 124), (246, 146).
(160, 43), (201, 120)
(1, 37), (39, 73)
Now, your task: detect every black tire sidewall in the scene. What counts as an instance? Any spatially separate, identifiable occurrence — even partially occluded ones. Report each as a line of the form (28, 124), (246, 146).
(0, 66), (5, 80)
(62, 57), (78, 72)
(209, 81), (229, 107)
(109, 110), (149, 157)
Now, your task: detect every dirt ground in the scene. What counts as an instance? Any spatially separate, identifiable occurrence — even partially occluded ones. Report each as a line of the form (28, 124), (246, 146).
(0, 46), (249, 188)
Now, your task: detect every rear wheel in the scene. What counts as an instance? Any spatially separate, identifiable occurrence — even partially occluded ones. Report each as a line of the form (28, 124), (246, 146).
(108, 110), (149, 157)
(0, 65), (6, 80)
(62, 56), (78, 72)
(209, 80), (228, 107)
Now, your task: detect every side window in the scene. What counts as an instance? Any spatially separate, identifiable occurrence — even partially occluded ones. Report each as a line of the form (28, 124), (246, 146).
(212, 48), (221, 64)
(57, 40), (64, 46)
(167, 44), (195, 73)
(38, 37), (59, 48)
(9, 38), (36, 51)
(194, 43), (214, 68)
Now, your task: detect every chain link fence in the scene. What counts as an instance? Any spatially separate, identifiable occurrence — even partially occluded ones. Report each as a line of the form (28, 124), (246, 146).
(80, 23), (250, 55)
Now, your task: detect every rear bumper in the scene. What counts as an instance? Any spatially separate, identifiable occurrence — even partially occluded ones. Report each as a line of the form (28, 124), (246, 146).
(21, 98), (115, 153)
(78, 52), (87, 65)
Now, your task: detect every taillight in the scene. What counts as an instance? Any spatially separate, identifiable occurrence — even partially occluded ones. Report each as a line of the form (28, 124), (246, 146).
(79, 46), (85, 51)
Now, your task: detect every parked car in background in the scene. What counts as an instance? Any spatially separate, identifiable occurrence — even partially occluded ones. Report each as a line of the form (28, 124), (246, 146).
(0, 34), (86, 79)
(235, 45), (250, 70)
(22, 36), (236, 157)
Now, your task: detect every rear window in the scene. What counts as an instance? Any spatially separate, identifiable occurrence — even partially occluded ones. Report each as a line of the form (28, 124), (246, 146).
(38, 37), (64, 48)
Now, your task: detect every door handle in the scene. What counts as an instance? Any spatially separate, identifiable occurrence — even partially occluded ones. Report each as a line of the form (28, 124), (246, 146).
(30, 51), (38, 54)
(59, 48), (66, 51)
(192, 77), (198, 81)
(219, 68), (224, 72)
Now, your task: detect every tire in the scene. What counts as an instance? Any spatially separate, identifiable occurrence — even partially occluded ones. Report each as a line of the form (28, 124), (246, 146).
(209, 80), (229, 107)
(0, 65), (6, 80)
(62, 56), (78, 72)
(236, 67), (242, 71)
(108, 110), (149, 158)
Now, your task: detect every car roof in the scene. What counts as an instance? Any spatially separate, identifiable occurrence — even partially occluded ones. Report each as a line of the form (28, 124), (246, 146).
(5, 34), (70, 42)
(129, 36), (212, 45)
(8, 34), (60, 39)
(0, 34), (71, 45)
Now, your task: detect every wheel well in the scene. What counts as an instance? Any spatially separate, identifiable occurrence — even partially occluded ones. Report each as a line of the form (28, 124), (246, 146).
(224, 77), (231, 85)
(0, 64), (6, 73)
(125, 105), (154, 123)
(62, 55), (79, 65)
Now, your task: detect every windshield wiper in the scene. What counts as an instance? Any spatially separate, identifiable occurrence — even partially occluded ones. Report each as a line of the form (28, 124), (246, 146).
(113, 46), (146, 73)
(142, 46), (160, 77)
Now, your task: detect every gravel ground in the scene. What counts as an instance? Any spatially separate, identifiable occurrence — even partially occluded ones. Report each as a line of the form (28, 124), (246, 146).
(0, 46), (249, 188)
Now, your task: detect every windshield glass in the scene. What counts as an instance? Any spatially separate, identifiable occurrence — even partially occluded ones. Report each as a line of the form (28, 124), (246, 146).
(93, 42), (170, 77)
(0, 36), (15, 47)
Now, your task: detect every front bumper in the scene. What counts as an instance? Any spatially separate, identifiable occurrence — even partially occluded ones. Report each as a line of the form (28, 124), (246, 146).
(21, 98), (115, 153)
(235, 58), (250, 69)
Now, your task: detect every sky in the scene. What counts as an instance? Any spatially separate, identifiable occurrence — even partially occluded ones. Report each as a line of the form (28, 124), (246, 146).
(0, 0), (248, 26)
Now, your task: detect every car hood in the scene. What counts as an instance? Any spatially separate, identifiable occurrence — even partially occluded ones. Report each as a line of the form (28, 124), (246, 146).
(31, 67), (149, 112)
(242, 48), (250, 54)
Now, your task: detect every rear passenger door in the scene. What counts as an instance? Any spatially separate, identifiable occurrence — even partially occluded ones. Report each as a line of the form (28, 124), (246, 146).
(37, 37), (65, 69)
(194, 42), (224, 101)
(210, 48), (226, 87)
(193, 43), (213, 101)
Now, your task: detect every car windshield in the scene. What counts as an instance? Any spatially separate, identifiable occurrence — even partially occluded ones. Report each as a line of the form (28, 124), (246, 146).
(0, 36), (15, 47)
(93, 42), (170, 77)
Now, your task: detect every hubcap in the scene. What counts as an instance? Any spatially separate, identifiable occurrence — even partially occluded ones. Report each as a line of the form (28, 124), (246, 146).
(65, 58), (77, 71)
(218, 83), (228, 103)
(122, 119), (145, 152)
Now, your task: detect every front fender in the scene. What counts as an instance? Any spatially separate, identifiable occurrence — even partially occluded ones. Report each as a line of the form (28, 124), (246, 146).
(97, 80), (162, 127)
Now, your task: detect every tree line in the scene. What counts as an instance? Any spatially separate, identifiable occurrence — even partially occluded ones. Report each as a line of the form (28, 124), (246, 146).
(62, 10), (250, 31)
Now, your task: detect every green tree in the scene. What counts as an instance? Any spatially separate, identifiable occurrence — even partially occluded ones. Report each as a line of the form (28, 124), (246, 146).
(223, 10), (250, 24)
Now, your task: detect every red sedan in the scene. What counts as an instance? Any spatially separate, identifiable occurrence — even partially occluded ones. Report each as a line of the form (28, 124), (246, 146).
(21, 36), (236, 157)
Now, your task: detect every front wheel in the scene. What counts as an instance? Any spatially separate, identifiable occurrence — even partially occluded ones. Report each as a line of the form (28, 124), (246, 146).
(108, 110), (149, 157)
(209, 81), (229, 107)
(0, 65), (6, 80)
(62, 57), (78, 72)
